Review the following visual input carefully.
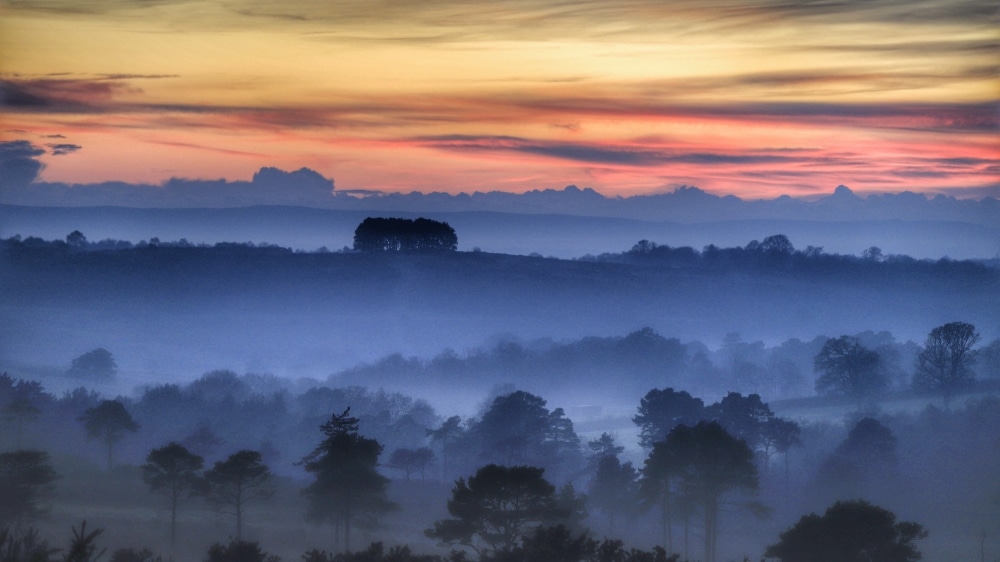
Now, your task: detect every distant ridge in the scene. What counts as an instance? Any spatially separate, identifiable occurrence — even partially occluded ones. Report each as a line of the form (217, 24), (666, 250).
(1, 204), (998, 260)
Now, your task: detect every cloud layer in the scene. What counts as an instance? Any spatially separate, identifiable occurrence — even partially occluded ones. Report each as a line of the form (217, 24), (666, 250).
(0, 0), (996, 198)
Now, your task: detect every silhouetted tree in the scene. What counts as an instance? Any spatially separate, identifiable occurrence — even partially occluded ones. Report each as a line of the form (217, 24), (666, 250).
(814, 336), (886, 403)
(205, 539), (280, 562)
(2, 397), (40, 449)
(662, 421), (759, 562)
(387, 447), (435, 481)
(0, 527), (57, 560)
(759, 234), (794, 254)
(640, 439), (686, 556)
(0, 450), (58, 528)
(472, 391), (581, 479)
(299, 408), (396, 553)
(814, 417), (898, 500)
(708, 392), (774, 452)
(633, 388), (705, 449)
(914, 321), (981, 405)
(66, 348), (117, 380)
(587, 455), (638, 536)
(353, 217), (457, 252)
(141, 442), (205, 552)
(425, 464), (564, 559)
(204, 450), (275, 540)
(63, 521), (106, 562)
(765, 500), (927, 562)
(760, 417), (801, 481)
(78, 399), (139, 470)
(428, 415), (466, 481)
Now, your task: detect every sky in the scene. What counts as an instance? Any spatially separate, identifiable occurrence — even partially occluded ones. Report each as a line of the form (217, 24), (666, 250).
(1, 0), (998, 200)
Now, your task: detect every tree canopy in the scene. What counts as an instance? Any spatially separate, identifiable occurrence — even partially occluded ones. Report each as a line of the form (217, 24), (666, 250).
(913, 321), (981, 404)
(765, 499), (927, 562)
(353, 217), (457, 252)
(299, 408), (396, 553)
(78, 399), (139, 470)
(425, 464), (565, 558)
(814, 336), (887, 402)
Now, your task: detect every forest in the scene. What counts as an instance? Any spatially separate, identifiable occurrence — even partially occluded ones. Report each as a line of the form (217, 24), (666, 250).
(1, 233), (999, 561)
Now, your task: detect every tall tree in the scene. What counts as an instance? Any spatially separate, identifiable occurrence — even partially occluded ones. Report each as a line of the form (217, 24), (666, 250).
(765, 500), (927, 562)
(67, 348), (117, 380)
(204, 450), (275, 540)
(814, 336), (886, 404)
(640, 438), (685, 556)
(588, 455), (638, 536)
(913, 321), (981, 405)
(0, 450), (59, 528)
(141, 442), (205, 553)
(760, 417), (802, 482)
(78, 399), (139, 469)
(633, 388), (705, 449)
(425, 464), (564, 559)
(299, 408), (396, 553)
(663, 421), (760, 562)
(2, 397), (40, 449)
(427, 415), (466, 481)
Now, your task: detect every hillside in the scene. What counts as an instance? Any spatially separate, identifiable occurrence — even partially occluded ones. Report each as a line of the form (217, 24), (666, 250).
(2, 239), (996, 404)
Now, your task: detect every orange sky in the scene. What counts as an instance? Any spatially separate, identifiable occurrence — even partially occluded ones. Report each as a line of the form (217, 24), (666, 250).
(1, 0), (997, 199)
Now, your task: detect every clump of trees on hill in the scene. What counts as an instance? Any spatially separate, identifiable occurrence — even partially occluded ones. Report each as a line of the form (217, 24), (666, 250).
(353, 218), (457, 252)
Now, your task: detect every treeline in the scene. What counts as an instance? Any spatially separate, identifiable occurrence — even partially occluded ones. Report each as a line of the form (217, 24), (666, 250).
(334, 325), (1000, 403)
(583, 234), (996, 279)
(3, 231), (997, 280)
(3, 366), (1000, 560)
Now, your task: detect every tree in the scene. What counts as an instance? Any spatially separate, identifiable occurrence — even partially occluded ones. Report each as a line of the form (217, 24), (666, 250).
(205, 539), (280, 562)
(638, 440), (690, 552)
(588, 455), (638, 536)
(353, 217), (457, 252)
(814, 336), (886, 403)
(299, 408), (396, 553)
(426, 464), (564, 559)
(708, 392), (775, 452)
(387, 447), (435, 481)
(914, 321), (981, 405)
(141, 442), (205, 552)
(765, 500), (927, 562)
(204, 450), (275, 540)
(472, 391), (581, 479)
(633, 388), (705, 449)
(2, 397), (40, 449)
(760, 417), (801, 481)
(0, 450), (59, 528)
(67, 348), (117, 380)
(78, 399), (139, 470)
(814, 417), (898, 500)
(759, 234), (794, 254)
(661, 421), (759, 562)
(428, 415), (466, 481)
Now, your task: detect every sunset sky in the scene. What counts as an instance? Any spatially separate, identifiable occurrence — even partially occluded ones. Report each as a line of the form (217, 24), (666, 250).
(1, 0), (997, 199)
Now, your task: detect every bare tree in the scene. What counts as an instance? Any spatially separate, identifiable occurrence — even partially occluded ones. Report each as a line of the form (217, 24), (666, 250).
(914, 321), (981, 405)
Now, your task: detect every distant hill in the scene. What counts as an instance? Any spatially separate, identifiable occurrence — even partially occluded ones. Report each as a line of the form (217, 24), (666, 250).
(2, 240), (997, 396)
(1, 203), (997, 259)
